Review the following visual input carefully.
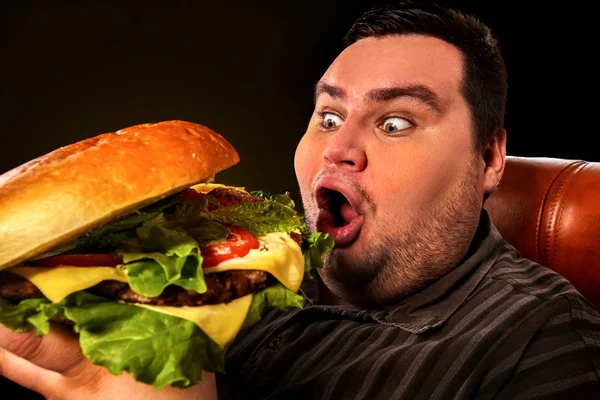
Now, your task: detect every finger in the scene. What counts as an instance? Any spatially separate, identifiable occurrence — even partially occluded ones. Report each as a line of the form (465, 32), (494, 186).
(0, 322), (86, 374)
(0, 347), (60, 398)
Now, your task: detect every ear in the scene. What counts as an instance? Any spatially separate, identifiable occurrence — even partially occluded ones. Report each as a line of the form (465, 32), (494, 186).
(481, 128), (507, 196)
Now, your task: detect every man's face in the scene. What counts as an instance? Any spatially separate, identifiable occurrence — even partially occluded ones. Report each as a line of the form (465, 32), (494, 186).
(295, 35), (489, 306)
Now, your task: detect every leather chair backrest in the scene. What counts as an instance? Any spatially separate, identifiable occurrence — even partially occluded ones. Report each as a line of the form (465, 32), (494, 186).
(484, 156), (600, 309)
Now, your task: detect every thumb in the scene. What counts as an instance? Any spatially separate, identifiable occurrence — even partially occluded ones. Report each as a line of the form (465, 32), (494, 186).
(0, 347), (60, 397)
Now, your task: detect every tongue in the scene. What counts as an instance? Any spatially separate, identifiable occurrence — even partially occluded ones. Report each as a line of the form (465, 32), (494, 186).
(340, 199), (358, 223)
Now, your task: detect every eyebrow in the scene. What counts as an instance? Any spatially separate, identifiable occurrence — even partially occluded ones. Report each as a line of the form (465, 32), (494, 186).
(366, 85), (444, 114)
(314, 81), (444, 114)
(314, 82), (346, 102)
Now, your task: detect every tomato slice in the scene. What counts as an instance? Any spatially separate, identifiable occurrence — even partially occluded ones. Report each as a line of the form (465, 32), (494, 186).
(201, 226), (260, 268)
(28, 253), (123, 267)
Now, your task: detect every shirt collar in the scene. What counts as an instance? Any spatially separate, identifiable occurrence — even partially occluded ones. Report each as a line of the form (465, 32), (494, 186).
(299, 210), (503, 334)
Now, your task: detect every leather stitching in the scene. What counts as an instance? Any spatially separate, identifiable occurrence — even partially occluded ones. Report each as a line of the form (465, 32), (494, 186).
(551, 162), (587, 266)
(535, 164), (576, 262)
(546, 175), (569, 266)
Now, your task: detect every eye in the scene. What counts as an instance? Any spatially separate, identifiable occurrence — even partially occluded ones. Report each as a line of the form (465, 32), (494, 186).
(319, 112), (344, 129)
(379, 117), (413, 134)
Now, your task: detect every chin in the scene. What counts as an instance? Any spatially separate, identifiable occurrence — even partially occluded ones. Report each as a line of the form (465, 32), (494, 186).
(321, 248), (381, 290)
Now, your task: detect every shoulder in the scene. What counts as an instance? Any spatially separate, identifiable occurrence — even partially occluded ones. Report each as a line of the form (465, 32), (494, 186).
(481, 239), (600, 346)
(475, 240), (600, 399)
(486, 240), (579, 299)
(480, 239), (599, 318)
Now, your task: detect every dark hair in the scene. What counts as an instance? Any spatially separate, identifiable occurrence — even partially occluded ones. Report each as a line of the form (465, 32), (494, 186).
(343, 1), (508, 152)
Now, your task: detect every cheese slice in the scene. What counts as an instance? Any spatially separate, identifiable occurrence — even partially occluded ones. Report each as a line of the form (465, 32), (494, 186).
(9, 266), (128, 303)
(204, 232), (304, 292)
(135, 294), (253, 348)
(8, 233), (303, 303)
(7, 232), (303, 346)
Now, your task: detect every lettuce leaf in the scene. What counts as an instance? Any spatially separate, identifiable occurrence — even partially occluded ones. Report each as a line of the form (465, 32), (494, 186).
(301, 232), (335, 279)
(0, 297), (62, 336)
(249, 190), (296, 209)
(0, 284), (303, 389)
(240, 283), (304, 331)
(206, 202), (305, 236)
(63, 292), (221, 389)
(179, 221), (230, 247)
(73, 193), (183, 253)
(119, 225), (206, 297)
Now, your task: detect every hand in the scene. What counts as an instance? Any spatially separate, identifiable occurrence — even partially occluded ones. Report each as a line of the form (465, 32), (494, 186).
(0, 323), (217, 400)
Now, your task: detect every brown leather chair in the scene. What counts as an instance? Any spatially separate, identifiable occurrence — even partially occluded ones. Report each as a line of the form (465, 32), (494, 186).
(484, 156), (600, 309)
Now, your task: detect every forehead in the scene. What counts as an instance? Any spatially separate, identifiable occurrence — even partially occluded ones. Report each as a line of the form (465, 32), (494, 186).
(320, 35), (464, 102)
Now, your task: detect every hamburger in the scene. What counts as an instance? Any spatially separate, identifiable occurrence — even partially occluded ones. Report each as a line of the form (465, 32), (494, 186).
(0, 120), (333, 389)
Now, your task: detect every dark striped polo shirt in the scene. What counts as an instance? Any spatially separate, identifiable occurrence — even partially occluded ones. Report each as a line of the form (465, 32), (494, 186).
(217, 211), (600, 399)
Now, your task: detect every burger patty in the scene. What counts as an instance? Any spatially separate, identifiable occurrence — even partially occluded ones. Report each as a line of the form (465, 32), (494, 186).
(0, 269), (270, 306)
(0, 273), (40, 299)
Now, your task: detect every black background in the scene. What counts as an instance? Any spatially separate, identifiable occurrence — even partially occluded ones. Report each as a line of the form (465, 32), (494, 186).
(0, 0), (596, 397)
(1, 0), (597, 208)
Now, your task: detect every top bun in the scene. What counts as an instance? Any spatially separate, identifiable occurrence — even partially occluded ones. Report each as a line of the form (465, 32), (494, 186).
(0, 120), (239, 270)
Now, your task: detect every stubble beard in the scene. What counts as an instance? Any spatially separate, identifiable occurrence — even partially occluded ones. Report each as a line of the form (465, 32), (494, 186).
(304, 165), (483, 307)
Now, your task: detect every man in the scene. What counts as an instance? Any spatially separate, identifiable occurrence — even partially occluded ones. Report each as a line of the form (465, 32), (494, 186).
(1, 2), (599, 399)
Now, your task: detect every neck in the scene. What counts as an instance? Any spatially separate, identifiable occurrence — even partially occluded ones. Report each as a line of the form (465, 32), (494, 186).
(312, 274), (356, 307)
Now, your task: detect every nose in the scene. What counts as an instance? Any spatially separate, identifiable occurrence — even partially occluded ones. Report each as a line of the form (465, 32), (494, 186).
(323, 125), (367, 172)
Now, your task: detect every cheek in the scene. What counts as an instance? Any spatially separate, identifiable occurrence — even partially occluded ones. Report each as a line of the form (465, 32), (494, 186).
(294, 133), (320, 191)
(368, 146), (463, 215)
(417, 137), (478, 199)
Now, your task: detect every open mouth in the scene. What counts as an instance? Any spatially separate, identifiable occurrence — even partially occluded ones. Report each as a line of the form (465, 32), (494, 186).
(315, 187), (363, 247)
(320, 189), (358, 227)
